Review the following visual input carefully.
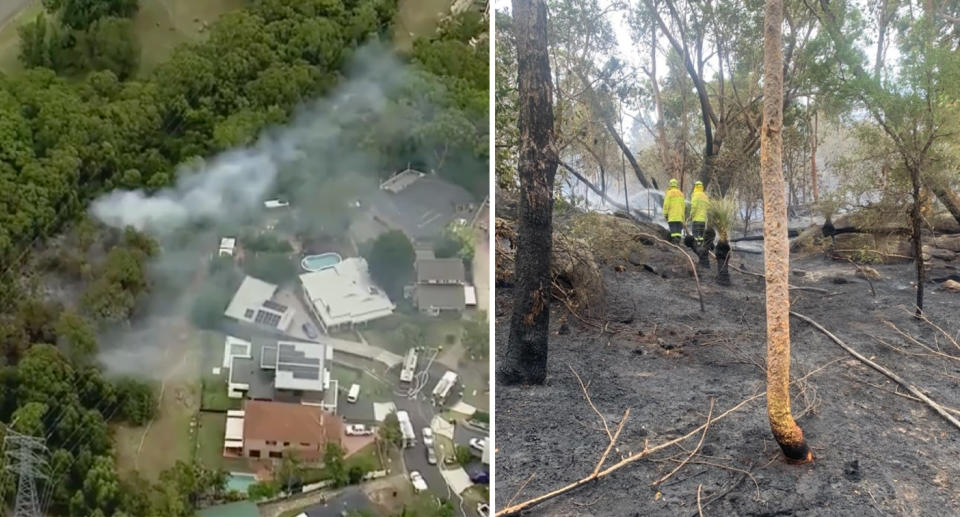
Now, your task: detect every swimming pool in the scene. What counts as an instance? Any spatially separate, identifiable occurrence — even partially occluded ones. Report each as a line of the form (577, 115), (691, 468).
(225, 472), (257, 493)
(301, 252), (342, 271)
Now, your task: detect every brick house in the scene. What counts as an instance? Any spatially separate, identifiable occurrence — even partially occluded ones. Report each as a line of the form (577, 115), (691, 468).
(240, 400), (342, 461)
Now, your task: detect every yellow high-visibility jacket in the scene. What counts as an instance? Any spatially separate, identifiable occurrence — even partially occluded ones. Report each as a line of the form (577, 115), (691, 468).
(691, 187), (709, 223)
(662, 187), (686, 222)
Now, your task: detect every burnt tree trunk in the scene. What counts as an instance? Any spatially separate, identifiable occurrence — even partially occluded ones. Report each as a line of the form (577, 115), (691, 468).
(500, 0), (558, 385)
(715, 240), (731, 286)
(910, 166), (924, 317)
(761, 0), (811, 463)
(928, 181), (960, 226)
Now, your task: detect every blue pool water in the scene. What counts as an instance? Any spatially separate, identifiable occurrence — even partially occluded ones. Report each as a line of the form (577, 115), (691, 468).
(226, 472), (257, 493)
(301, 252), (342, 271)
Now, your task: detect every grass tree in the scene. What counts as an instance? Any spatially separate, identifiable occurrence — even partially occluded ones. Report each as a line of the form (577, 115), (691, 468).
(499, 0), (558, 385)
(761, 0), (811, 463)
(707, 197), (736, 286)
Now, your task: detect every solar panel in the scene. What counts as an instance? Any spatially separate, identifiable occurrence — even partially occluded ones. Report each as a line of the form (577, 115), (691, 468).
(283, 364), (321, 379)
(277, 344), (320, 365)
(254, 310), (282, 327)
(262, 300), (288, 312)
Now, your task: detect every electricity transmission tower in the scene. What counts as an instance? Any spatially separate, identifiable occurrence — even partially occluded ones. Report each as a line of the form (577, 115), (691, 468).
(4, 431), (47, 517)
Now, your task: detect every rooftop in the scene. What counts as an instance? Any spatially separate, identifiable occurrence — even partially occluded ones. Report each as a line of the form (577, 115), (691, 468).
(299, 258), (394, 328)
(243, 400), (340, 445)
(224, 276), (294, 330)
(416, 258), (466, 284)
(416, 284), (466, 311)
(230, 338), (330, 399)
(362, 175), (476, 240)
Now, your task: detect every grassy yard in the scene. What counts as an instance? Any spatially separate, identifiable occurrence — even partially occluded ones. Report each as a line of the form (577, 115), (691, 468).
(0, 0), (40, 74)
(196, 412), (227, 470)
(363, 315), (464, 356)
(0, 0), (243, 76)
(330, 364), (392, 403)
(300, 443), (383, 484)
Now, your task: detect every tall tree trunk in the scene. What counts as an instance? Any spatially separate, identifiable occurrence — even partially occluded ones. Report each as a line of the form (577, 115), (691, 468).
(500, 0), (558, 385)
(910, 166), (924, 317)
(761, 0), (812, 463)
(810, 109), (819, 203)
(927, 181), (960, 225)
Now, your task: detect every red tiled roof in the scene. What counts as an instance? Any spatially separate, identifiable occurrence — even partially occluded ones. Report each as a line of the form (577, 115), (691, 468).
(244, 400), (333, 444)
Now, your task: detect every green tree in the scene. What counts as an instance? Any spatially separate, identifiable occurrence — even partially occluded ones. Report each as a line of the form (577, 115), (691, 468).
(59, 0), (140, 31)
(323, 442), (348, 487)
(362, 230), (415, 300)
(78, 16), (140, 79)
(462, 312), (488, 360)
(379, 411), (402, 448)
(246, 481), (279, 501)
(12, 402), (49, 436)
(276, 451), (302, 493)
(56, 310), (98, 363)
(454, 445), (472, 466)
(114, 377), (155, 426)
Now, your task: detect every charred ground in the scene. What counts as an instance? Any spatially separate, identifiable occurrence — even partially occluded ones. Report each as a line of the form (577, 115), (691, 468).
(495, 213), (960, 516)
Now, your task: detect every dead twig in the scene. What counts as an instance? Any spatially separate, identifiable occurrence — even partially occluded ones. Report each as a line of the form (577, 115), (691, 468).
(594, 409), (630, 476)
(506, 473), (536, 508)
(714, 255), (837, 295)
(697, 484), (704, 517)
(495, 360), (840, 517)
(569, 366), (613, 442)
(637, 232), (705, 312)
(792, 311), (960, 432)
(653, 399), (715, 486)
(884, 321), (960, 364)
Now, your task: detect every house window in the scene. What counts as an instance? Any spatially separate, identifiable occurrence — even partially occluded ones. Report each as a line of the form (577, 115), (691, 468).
(244, 309), (255, 318)
(269, 451), (282, 459)
(283, 442), (290, 446)
(300, 442), (311, 447)
(249, 450), (260, 458)
(266, 440), (277, 446)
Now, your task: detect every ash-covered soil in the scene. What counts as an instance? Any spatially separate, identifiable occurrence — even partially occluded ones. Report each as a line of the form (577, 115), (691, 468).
(495, 247), (960, 516)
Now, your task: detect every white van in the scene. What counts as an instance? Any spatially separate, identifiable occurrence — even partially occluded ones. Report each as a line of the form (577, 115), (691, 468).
(347, 383), (360, 403)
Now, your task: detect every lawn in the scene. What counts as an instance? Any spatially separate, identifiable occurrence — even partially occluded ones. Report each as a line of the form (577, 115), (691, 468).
(0, 0), (40, 74)
(330, 364), (392, 403)
(393, 0), (454, 53)
(300, 443), (383, 484)
(133, 0), (245, 74)
(196, 412), (227, 470)
(0, 0), (243, 76)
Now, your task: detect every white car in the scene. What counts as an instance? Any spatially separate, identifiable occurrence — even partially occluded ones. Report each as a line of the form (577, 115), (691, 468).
(410, 471), (428, 493)
(345, 424), (373, 436)
(477, 503), (490, 517)
(422, 427), (434, 447)
(469, 437), (487, 454)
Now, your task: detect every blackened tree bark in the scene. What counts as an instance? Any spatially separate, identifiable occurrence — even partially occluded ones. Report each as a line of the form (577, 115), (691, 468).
(761, 0), (811, 463)
(909, 165), (924, 317)
(499, 0), (558, 385)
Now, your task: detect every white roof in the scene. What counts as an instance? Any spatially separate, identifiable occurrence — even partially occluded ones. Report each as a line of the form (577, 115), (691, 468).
(223, 336), (252, 369)
(299, 258), (395, 328)
(264, 199), (290, 208)
(380, 169), (424, 193)
(225, 417), (244, 441)
(373, 402), (397, 422)
(220, 237), (236, 250)
(224, 276), (294, 330)
(432, 371), (458, 399)
(464, 285), (477, 306)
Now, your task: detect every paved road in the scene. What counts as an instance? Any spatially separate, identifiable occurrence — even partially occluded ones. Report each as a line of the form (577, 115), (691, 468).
(0, 0), (31, 28)
(299, 486), (375, 517)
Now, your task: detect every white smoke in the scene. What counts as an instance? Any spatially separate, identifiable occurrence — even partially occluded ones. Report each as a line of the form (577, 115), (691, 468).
(90, 46), (402, 235)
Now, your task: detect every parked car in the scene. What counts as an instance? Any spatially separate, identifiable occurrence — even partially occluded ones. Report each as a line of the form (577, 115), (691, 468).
(345, 424), (373, 436)
(422, 427), (434, 447)
(469, 437), (487, 454)
(302, 322), (318, 339)
(469, 469), (489, 484)
(426, 446), (437, 465)
(477, 503), (489, 517)
(410, 471), (428, 493)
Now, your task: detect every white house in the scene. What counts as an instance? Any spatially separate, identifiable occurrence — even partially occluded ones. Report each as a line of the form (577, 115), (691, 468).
(224, 276), (296, 332)
(299, 258), (395, 332)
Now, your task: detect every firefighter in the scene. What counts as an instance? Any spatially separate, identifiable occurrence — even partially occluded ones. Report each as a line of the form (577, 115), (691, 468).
(662, 178), (686, 244)
(690, 180), (709, 245)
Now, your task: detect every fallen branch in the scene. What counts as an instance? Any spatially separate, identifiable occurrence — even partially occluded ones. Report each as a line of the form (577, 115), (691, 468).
(697, 484), (704, 517)
(721, 259), (837, 295)
(506, 474), (535, 508)
(637, 232), (705, 312)
(792, 311), (960, 431)
(652, 399), (714, 486)
(496, 360), (841, 516)
(883, 321), (960, 364)
(844, 257), (876, 297)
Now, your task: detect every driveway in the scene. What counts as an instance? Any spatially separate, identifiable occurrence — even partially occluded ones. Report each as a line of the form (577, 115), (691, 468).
(298, 486), (375, 517)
